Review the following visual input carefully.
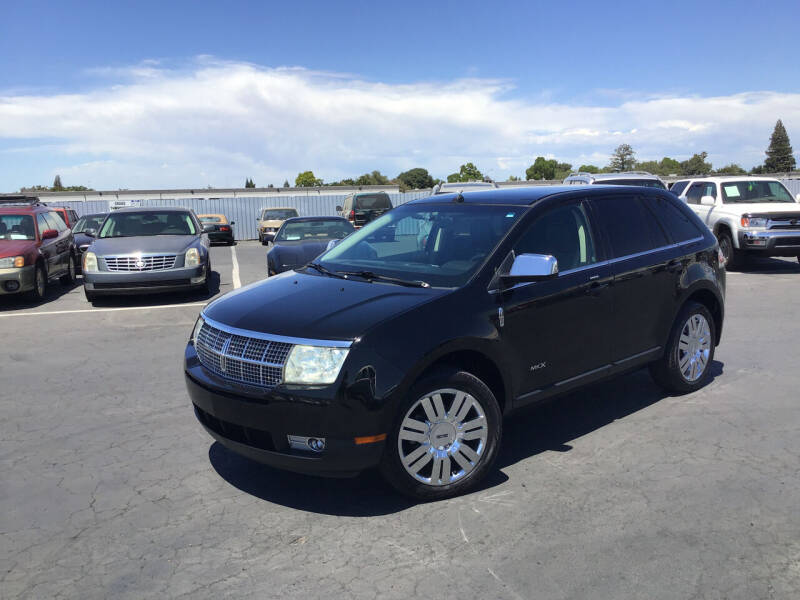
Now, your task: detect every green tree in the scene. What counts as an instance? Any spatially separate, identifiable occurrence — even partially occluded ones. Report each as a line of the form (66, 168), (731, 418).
(507, 175), (520, 181)
(52, 174), (63, 190)
(283, 179), (290, 188)
(355, 170), (390, 186)
(764, 119), (796, 172)
(680, 152), (713, 176)
(577, 164), (600, 174)
(525, 157), (572, 180)
(659, 157), (682, 175)
(295, 171), (322, 187)
(244, 177), (255, 188)
(397, 168), (434, 190)
(715, 163), (747, 175)
(448, 162), (484, 183)
(608, 144), (636, 172)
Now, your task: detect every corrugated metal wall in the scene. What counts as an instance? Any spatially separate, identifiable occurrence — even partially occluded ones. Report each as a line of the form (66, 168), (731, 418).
(44, 191), (433, 240)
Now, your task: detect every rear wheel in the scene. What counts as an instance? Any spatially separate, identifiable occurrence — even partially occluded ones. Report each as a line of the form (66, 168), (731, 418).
(380, 369), (502, 501)
(28, 263), (47, 301)
(649, 301), (716, 394)
(717, 230), (740, 269)
(60, 253), (76, 285)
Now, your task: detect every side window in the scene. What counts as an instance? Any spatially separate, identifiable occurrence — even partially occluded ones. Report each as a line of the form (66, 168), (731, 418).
(670, 181), (688, 196)
(685, 183), (704, 205)
(514, 203), (597, 272)
(37, 214), (49, 237)
(590, 195), (669, 258)
(643, 195), (704, 243)
(68, 210), (78, 225)
(44, 212), (65, 232)
(702, 183), (716, 199)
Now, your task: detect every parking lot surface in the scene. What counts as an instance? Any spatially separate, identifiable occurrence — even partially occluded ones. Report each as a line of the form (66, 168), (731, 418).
(1, 243), (799, 599)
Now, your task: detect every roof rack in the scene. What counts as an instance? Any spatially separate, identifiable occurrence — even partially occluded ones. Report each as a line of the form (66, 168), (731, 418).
(0, 195), (41, 206)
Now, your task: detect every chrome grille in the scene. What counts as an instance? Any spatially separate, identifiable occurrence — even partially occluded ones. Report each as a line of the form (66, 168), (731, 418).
(195, 321), (293, 388)
(105, 254), (177, 271)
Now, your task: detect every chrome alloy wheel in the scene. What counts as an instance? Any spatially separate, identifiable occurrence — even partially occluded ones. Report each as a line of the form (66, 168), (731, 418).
(678, 314), (711, 382)
(398, 388), (488, 486)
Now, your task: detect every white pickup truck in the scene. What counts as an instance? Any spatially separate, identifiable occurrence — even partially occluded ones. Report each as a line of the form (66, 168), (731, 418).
(671, 177), (800, 267)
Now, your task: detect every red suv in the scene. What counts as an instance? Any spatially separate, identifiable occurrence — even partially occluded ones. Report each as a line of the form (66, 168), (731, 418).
(51, 206), (79, 229)
(0, 196), (77, 300)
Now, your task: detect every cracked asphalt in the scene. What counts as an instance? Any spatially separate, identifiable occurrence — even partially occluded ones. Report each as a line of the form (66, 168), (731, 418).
(1, 243), (799, 599)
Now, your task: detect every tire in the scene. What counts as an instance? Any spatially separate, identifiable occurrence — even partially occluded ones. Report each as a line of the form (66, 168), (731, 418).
(380, 368), (502, 501)
(60, 253), (76, 285)
(649, 301), (716, 394)
(28, 263), (47, 301)
(203, 260), (212, 294)
(717, 230), (740, 269)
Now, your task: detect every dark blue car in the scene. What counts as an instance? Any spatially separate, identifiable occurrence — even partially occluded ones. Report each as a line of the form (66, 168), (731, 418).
(267, 216), (354, 276)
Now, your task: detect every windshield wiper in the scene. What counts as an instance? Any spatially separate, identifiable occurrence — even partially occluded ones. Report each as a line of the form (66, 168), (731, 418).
(304, 262), (346, 279)
(336, 270), (430, 288)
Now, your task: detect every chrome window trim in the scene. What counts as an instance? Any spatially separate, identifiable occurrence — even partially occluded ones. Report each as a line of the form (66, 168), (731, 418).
(200, 314), (353, 348)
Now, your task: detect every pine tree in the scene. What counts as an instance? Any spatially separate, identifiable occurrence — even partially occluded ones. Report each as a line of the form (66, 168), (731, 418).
(52, 174), (63, 190)
(283, 180), (290, 188)
(764, 119), (796, 172)
(608, 144), (636, 172)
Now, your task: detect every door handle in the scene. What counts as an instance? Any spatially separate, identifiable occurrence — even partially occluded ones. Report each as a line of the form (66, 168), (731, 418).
(666, 259), (682, 273)
(585, 280), (609, 296)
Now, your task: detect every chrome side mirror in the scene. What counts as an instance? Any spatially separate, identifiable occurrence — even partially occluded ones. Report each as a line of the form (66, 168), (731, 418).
(501, 253), (558, 285)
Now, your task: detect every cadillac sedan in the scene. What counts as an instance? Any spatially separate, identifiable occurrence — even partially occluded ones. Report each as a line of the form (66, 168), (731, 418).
(82, 207), (211, 302)
(267, 216), (354, 276)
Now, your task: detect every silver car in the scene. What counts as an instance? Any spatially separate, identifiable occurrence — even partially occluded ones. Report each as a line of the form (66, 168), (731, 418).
(562, 171), (667, 189)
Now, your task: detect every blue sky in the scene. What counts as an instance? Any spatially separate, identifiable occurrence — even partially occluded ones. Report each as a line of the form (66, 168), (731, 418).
(1, 0), (799, 190)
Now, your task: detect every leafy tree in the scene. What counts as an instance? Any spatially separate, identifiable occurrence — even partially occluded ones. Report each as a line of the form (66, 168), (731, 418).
(750, 164), (765, 174)
(295, 171), (322, 187)
(764, 119), (796, 172)
(52, 175), (63, 190)
(577, 164), (600, 174)
(608, 144), (636, 172)
(267, 183), (274, 188)
(446, 172), (460, 183)
(659, 157), (682, 175)
(715, 163), (747, 175)
(525, 157), (572, 180)
(397, 168), (434, 190)
(448, 162), (484, 183)
(283, 179), (290, 188)
(355, 170), (390, 186)
(680, 152), (713, 176)
(507, 175), (520, 181)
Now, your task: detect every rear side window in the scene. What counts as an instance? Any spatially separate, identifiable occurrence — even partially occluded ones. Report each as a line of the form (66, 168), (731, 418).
(643, 195), (704, 243)
(355, 194), (392, 209)
(590, 195), (669, 258)
(670, 181), (689, 196)
(44, 212), (66, 232)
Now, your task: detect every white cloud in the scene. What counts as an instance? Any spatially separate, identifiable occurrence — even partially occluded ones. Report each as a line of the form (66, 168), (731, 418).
(1, 59), (798, 189)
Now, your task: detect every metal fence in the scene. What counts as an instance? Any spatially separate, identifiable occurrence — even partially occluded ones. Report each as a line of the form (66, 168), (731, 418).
(44, 191), (433, 240)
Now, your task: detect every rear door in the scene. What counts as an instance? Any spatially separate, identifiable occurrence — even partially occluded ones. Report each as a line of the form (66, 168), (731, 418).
(588, 192), (683, 362)
(44, 212), (71, 275)
(36, 213), (60, 276)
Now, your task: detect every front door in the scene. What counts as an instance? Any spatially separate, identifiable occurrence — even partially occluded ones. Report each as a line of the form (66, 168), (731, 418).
(498, 200), (613, 399)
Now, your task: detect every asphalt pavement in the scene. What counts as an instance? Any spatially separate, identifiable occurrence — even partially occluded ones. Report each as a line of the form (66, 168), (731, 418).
(1, 244), (799, 599)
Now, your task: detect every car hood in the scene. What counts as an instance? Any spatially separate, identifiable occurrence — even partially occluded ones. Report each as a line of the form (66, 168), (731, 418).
(73, 232), (95, 247)
(204, 270), (449, 341)
(89, 235), (198, 255)
(269, 240), (331, 268)
(259, 219), (286, 228)
(0, 239), (37, 258)
(719, 203), (800, 215)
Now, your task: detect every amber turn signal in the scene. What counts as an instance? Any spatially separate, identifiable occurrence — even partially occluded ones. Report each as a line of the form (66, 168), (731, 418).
(354, 433), (387, 445)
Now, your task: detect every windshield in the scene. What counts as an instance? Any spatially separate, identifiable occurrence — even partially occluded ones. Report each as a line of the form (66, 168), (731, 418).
(73, 214), (106, 233)
(600, 179), (666, 189)
(276, 219), (354, 242)
(720, 180), (795, 203)
(199, 216), (222, 223)
(355, 194), (392, 209)
(99, 211), (197, 238)
(262, 209), (298, 220)
(0, 214), (35, 240)
(318, 204), (523, 287)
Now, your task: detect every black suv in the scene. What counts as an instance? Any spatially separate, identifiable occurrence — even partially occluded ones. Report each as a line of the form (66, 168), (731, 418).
(185, 186), (725, 500)
(336, 192), (393, 228)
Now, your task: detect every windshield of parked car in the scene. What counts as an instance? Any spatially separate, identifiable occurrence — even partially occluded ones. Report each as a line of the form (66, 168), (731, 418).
(720, 180), (795, 203)
(99, 211), (197, 237)
(0, 214), (36, 240)
(276, 219), (354, 242)
(600, 179), (666, 189)
(199, 216), (223, 223)
(73, 215), (106, 233)
(317, 204), (523, 287)
(261, 209), (298, 220)
(354, 194), (392, 209)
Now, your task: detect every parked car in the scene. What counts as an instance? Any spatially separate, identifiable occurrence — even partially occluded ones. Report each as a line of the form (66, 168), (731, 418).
(72, 213), (108, 273)
(336, 192), (393, 228)
(82, 207), (210, 302)
(431, 181), (500, 194)
(563, 171), (667, 189)
(198, 214), (235, 245)
(185, 185), (725, 500)
(257, 208), (299, 245)
(0, 196), (76, 300)
(267, 217), (354, 276)
(49, 206), (80, 229)
(673, 176), (800, 267)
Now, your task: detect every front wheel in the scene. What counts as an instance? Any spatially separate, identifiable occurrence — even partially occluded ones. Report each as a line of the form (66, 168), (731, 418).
(380, 369), (502, 501)
(60, 253), (76, 285)
(28, 263), (47, 301)
(649, 301), (716, 394)
(717, 231), (740, 269)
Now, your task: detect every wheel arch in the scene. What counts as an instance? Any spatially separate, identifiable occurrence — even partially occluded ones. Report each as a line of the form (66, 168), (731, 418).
(682, 287), (724, 346)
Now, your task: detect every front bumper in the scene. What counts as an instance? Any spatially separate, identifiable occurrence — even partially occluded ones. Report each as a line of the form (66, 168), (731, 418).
(738, 229), (800, 256)
(84, 264), (207, 295)
(260, 230), (276, 243)
(185, 345), (387, 477)
(0, 265), (35, 295)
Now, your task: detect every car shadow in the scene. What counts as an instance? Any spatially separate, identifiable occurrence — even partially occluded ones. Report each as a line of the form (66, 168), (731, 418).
(86, 270), (222, 307)
(208, 361), (723, 515)
(727, 256), (800, 274)
(0, 277), (82, 311)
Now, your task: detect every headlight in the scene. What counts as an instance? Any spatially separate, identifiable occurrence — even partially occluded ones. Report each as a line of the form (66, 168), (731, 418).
(83, 251), (98, 273)
(185, 247), (201, 267)
(741, 216), (768, 228)
(283, 345), (349, 385)
(0, 256), (24, 268)
(191, 315), (205, 344)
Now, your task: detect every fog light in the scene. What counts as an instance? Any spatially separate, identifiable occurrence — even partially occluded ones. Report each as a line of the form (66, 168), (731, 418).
(4, 280), (20, 292)
(746, 237), (766, 246)
(190, 275), (206, 284)
(287, 435), (326, 452)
